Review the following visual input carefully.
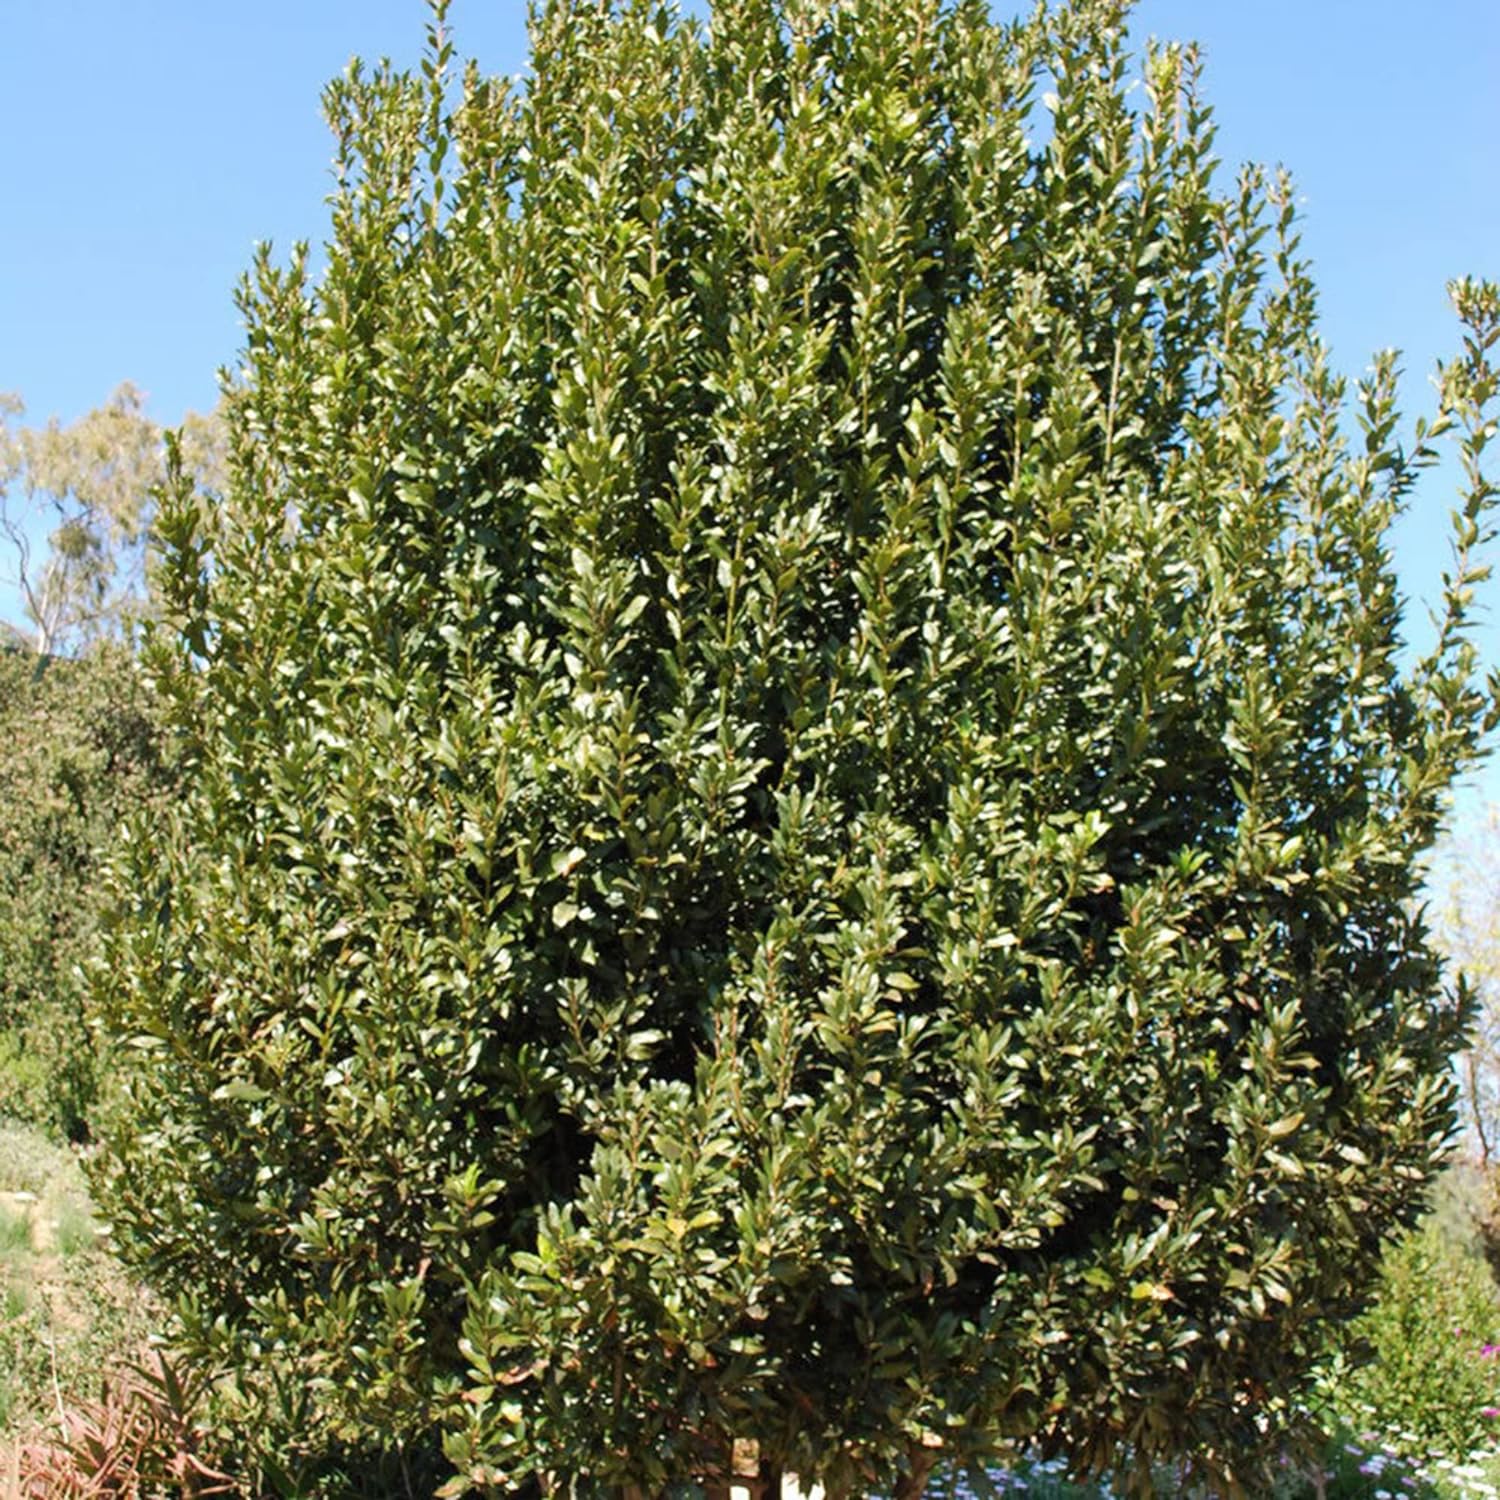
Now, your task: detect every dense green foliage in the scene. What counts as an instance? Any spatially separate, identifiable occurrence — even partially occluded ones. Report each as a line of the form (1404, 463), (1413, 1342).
(0, 647), (167, 1139)
(90, 0), (1500, 1494)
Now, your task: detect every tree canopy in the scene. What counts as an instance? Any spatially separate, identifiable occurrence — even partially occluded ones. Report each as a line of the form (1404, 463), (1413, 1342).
(91, 1), (1499, 1495)
(0, 385), (224, 656)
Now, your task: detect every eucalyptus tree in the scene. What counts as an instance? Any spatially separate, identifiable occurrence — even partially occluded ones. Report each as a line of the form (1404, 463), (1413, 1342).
(0, 384), (161, 655)
(91, 0), (1499, 1495)
(0, 385), (225, 655)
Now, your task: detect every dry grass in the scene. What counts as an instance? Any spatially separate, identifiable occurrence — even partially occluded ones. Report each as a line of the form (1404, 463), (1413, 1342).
(0, 1124), (160, 1482)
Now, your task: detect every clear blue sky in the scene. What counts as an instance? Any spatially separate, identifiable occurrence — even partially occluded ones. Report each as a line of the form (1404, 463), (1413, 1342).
(2, 0), (1496, 795)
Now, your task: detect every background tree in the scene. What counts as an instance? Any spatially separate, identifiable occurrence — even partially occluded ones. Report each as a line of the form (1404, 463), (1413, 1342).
(0, 386), (224, 656)
(1434, 809), (1500, 1169)
(1424, 809), (1500, 1289)
(0, 388), (218, 1136)
(0, 383), (161, 655)
(91, 1), (1498, 1496)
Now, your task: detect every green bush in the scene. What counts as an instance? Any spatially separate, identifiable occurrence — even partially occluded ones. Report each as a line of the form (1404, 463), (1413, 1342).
(90, 0), (1499, 1495)
(1314, 1219), (1500, 1464)
(0, 645), (168, 1140)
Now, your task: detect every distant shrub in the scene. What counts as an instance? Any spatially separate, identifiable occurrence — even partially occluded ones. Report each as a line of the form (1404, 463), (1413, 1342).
(1313, 1218), (1500, 1463)
(0, 645), (168, 1139)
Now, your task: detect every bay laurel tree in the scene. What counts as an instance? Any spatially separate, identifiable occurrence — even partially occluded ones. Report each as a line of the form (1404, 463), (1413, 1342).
(90, 0), (1500, 1494)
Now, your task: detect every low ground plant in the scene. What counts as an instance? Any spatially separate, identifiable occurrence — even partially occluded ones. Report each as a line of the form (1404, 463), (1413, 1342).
(0, 1201), (31, 1256)
(930, 1429), (1494, 1498)
(16, 1351), (238, 1499)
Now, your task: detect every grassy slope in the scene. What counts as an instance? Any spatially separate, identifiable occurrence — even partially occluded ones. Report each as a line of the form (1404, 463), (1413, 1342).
(0, 1123), (156, 1441)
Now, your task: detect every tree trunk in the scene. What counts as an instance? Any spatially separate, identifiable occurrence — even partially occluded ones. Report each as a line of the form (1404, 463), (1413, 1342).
(757, 1460), (785, 1500)
(892, 1442), (941, 1500)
